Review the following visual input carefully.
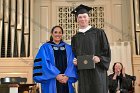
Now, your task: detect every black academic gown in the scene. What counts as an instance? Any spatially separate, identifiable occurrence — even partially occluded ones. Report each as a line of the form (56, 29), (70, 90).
(50, 41), (69, 93)
(108, 73), (133, 93)
(71, 27), (111, 93)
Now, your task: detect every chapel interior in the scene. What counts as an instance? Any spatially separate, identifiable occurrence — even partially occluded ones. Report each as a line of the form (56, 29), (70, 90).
(0, 0), (140, 93)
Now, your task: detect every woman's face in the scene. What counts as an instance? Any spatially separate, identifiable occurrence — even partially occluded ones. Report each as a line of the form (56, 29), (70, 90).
(114, 63), (122, 73)
(52, 27), (63, 44)
(77, 13), (90, 28)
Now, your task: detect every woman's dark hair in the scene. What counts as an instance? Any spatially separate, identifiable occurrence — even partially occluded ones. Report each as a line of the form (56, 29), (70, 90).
(112, 62), (123, 73)
(50, 25), (64, 41)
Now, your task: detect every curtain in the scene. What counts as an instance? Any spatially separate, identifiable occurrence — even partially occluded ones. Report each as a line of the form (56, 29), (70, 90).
(108, 42), (133, 75)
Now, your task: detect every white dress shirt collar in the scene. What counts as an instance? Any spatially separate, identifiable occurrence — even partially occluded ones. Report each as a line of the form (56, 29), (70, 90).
(79, 26), (92, 33)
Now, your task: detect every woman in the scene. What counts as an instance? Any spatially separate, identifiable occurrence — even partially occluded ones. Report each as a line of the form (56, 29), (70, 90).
(33, 25), (78, 93)
(108, 62), (133, 93)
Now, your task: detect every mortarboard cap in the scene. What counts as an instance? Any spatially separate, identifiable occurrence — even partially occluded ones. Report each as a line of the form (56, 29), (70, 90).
(71, 4), (92, 16)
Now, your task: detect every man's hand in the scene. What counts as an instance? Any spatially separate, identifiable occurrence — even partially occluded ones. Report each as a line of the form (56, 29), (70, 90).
(92, 56), (100, 63)
(73, 58), (77, 66)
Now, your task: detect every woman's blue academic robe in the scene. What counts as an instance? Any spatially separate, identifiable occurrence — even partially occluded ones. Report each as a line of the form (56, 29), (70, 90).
(33, 42), (77, 93)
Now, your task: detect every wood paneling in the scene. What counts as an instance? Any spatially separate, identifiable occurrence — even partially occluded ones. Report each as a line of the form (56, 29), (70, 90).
(132, 55), (140, 93)
(0, 58), (33, 83)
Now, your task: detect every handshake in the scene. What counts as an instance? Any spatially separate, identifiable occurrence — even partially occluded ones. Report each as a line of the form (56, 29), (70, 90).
(56, 74), (69, 84)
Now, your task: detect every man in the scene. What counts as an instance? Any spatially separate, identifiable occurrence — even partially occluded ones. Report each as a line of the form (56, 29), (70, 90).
(71, 4), (111, 93)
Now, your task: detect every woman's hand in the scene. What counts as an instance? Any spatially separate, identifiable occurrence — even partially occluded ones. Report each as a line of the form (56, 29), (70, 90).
(113, 69), (120, 80)
(56, 74), (64, 81)
(61, 76), (69, 84)
(113, 73), (118, 80)
(122, 67), (125, 77)
(56, 74), (69, 84)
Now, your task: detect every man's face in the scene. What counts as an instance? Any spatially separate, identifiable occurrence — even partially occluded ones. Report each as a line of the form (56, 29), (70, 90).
(77, 13), (90, 28)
